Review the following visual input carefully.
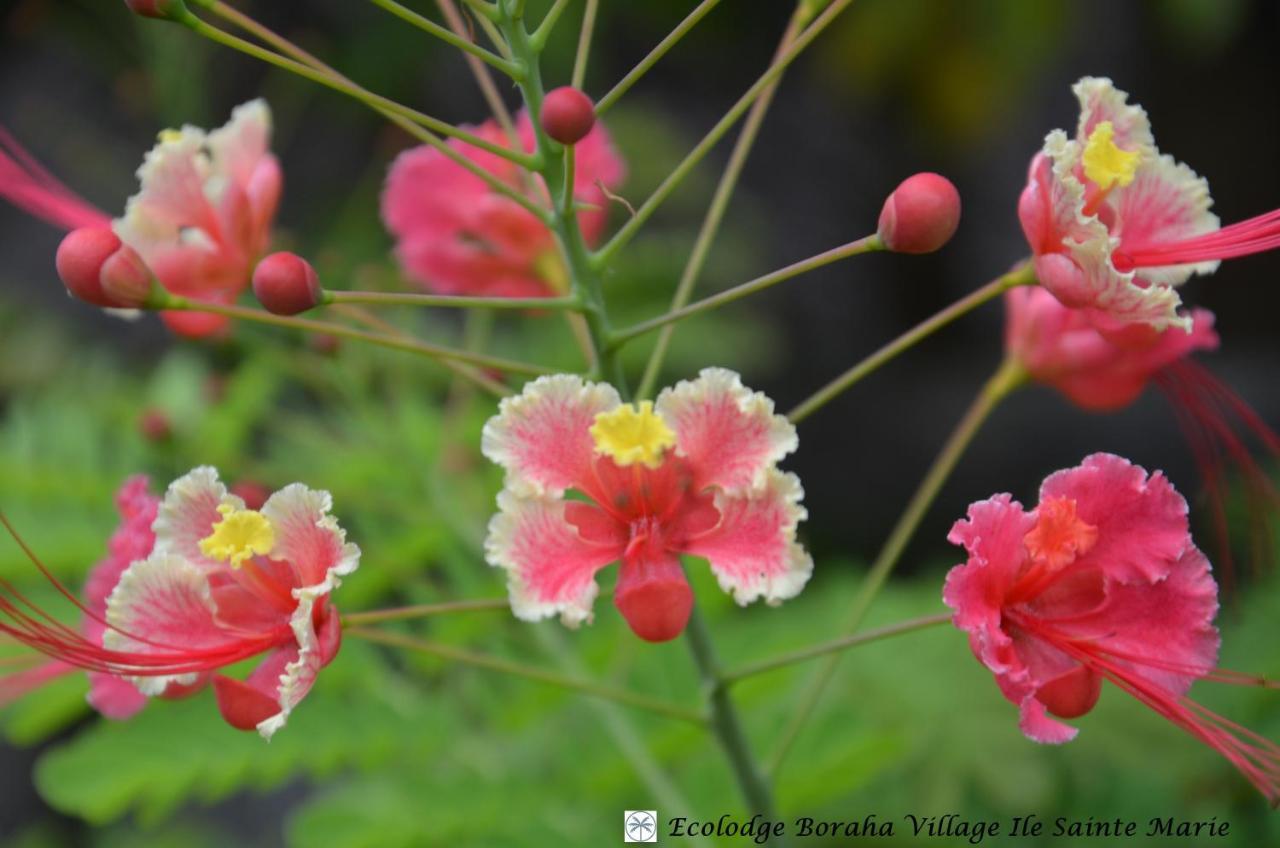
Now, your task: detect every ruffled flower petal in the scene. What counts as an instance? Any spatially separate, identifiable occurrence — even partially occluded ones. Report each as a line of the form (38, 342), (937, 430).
(260, 483), (360, 589)
(654, 367), (797, 493)
(484, 489), (624, 626)
(682, 469), (811, 605)
(151, 466), (243, 572)
(1112, 153), (1219, 287)
(1073, 76), (1155, 157)
(482, 374), (621, 496)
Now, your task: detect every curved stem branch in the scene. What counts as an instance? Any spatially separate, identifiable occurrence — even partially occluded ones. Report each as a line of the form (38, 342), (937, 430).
(766, 356), (1027, 775)
(343, 598), (511, 627)
(348, 627), (707, 724)
(327, 290), (579, 311)
(787, 261), (1035, 424)
(571, 0), (599, 88)
(367, 0), (524, 77)
(720, 612), (951, 685)
(594, 0), (724, 115)
(610, 234), (881, 350)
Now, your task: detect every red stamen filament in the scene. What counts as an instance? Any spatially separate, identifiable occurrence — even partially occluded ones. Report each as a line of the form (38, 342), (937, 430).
(1114, 209), (1280, 271)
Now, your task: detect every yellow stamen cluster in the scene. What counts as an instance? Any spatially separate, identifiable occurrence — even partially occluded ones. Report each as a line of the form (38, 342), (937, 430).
(199, 503), (275, 568)
(157, 129), (184, 144)
(590, 402), (676, 469)
(1082, 121), (1140, 191)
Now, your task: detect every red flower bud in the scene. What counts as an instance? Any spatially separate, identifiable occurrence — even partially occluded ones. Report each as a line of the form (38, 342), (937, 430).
(55, 227), (127, 308)
(877, 172), (961, 254)
(614, 553), (694, 643)
(252, 252), (323, 316)
(230, 480), (271, 511)
(123, 0), (188, 20)
(99, 244), (153, 308)
(540, 87), (596, 146)
(138, 409), (172, 442)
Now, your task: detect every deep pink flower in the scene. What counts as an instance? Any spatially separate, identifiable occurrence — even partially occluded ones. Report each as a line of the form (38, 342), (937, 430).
(1, 468), (358, 737)
(1019, 77), (1280, 331)
(944, 453), (1280, 801)
(481, 369), (811, 642)
(381, 111), (624, 298)
(0, 102), (281, 337)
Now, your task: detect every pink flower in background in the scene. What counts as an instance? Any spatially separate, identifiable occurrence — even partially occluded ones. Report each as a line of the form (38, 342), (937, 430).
(381, 111), (624, 298)
(0, 101), (281, 337)
(944, 453), (1280, 802)
(1, 468), (358, 737)
(1019, 77), (1280, 331)
(481, 368), (810, 642)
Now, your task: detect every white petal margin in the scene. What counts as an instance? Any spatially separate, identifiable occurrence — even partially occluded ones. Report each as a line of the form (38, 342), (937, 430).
(150, 466), (244, 572)
(103, 552), (228, 696)
(481, 374), (621, 497)
(113, 123), (216, 255)
(484, 489), (620, 627)
(1112, 152), (1220, 288)
(256, 483), (360, 740)
(206, 100), (272, 193)
(1072, 77), (1155, 157)
(1042, 129), (1190, 331)
(655, 367), (798, 493)
(685, 469), (812, 606)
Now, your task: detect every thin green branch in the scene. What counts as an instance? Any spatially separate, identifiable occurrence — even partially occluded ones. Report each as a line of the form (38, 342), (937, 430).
(766, 356), (1027, 775)
(787, 261), (1036, 424)
(610, 234), (881, 349)
(685, 605), (779, 817)
(348, 627), (707, 724)
(178, 13), (538, 171)
(436, 0), (519, 140)
(530, 0), (573, 48)
(162, 296), (554, 377)
(368, 0), (523, 76)
(636, 5), (807, 399)
(327, 290), (579, 311)
(720, 612), (951, 685)
(571, 0), (599, 88)
(595, 0), (724, 115)
(592, 0), (855, 267)
(343, 598), (511, 627)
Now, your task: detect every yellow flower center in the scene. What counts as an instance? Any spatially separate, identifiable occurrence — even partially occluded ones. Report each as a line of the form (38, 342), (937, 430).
(590, 402), (676, 469)
(199, 504), (275, 568)
(157, 129), (184, 145)
(1082, 121), (1140, 191)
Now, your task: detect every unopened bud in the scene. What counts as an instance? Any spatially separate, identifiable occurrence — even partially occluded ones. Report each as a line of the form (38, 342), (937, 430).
(252, 252), (323, 316)
(100, 244), (154, 308)
(124, 0), (189, 20)
(138, 409), (173, 442)
(540, 87), (596, 146)
(614, 554), (693, 643)
(877, 172), (961, 254)
(55, 228), (127, 308)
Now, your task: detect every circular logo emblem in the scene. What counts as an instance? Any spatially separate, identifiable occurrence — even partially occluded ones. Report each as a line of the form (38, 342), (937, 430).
(625, 811), (657, 842)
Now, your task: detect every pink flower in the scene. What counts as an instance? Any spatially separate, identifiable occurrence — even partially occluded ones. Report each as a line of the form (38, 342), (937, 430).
(481, 369), (811, 642)
(944, 453), (1280, 802)
(1, 468), (358, 738)
(381, 111), (624, 298)
(1004, 286), (1219, 412)
(1018, 77), (1280, 331)
(0, 102), (281, 337)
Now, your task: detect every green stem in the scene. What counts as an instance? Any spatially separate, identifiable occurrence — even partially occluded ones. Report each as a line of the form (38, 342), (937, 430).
(594, 0), (724, 115)
(368, 0), (523, 76)
(720, 612), (950, 685)
(327, 290), (579, 311)
(591, 0), (855, 268)
(348, 627), (707, 724)
(163, 296), (553, 376)
(636, 5), (807, 400)
(610, 234), (881, 350)
(435, 0), (519, 140)
(178, 13), (539, 172)
(343, 598), (511, 627)
(571, 0), (599, 88)
(530, 0), (573, 48)
(787, 261), (1035, 424)
(685, 605), (780, 819)
(766, 356), (1027, 775)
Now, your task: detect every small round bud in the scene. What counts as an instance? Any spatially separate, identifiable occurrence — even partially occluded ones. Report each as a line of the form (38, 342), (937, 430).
(877, 172), (961, 254)
(138, 409), (173, 442)
(99, 244), (153, 308)
(540, 87), (596, 146)
(252, 252), (323, 316)
(124, 0), (188, 20)
(310, 333), (341, 356)
(55, 228), (126, 308)
(613, 555), (694, 643)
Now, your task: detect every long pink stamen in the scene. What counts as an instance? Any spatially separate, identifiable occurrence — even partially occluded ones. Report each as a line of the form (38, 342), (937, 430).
(0, 127), (110, 232)
(1114, 208), (1280, 271)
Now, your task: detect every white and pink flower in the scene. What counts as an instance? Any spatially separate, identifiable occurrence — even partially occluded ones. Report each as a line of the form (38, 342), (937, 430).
(1019, 77), (1280, 332)
(481, 368), (811, 642)
(0, 468), (358, 738)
